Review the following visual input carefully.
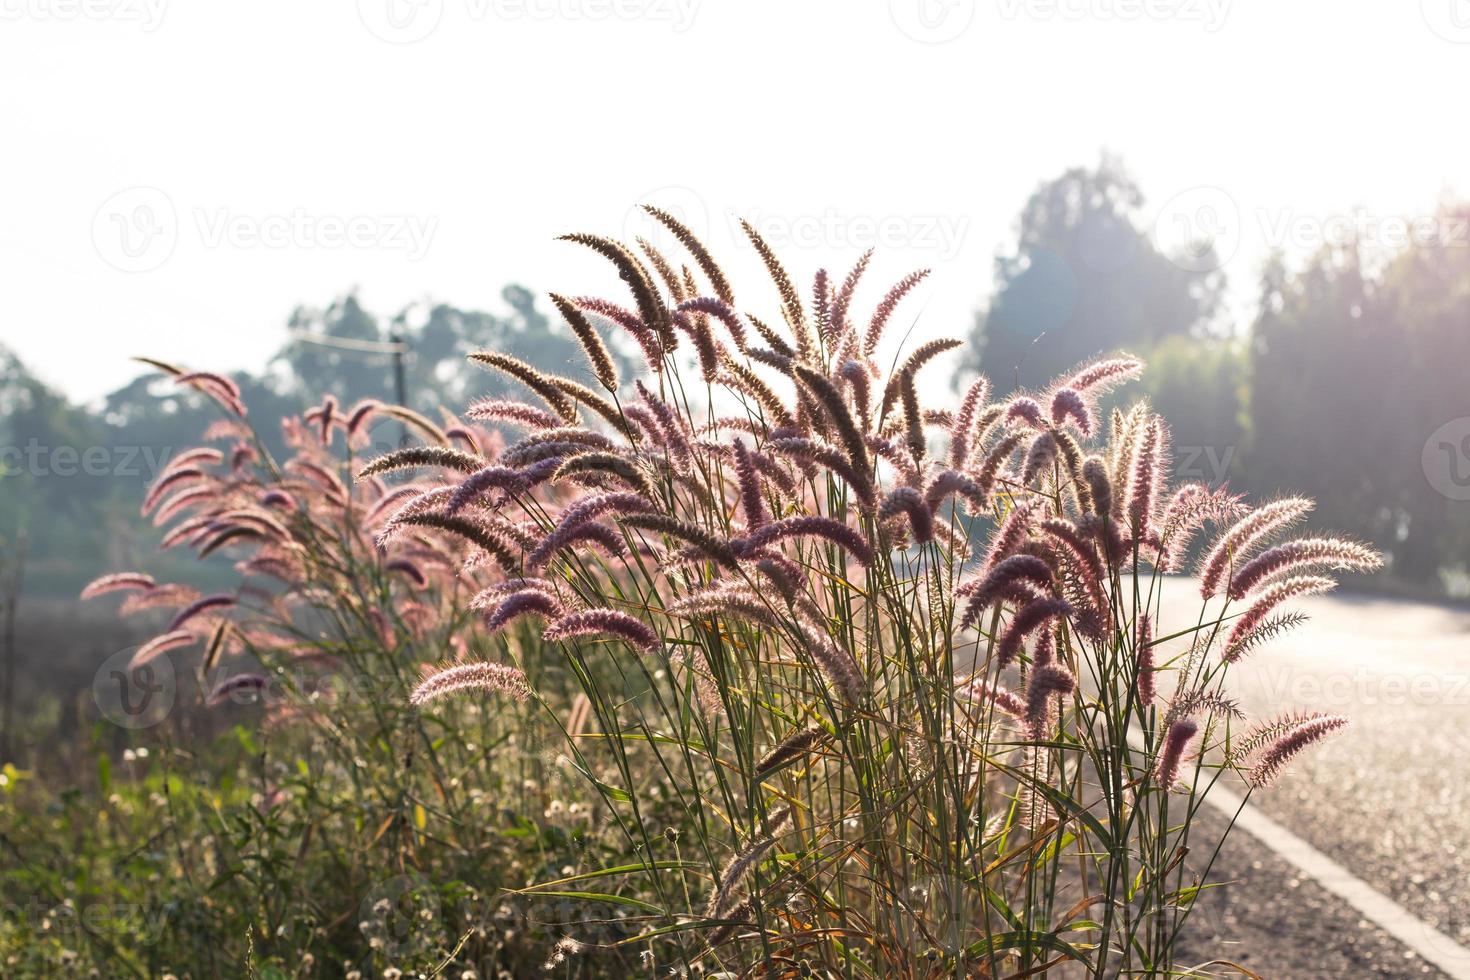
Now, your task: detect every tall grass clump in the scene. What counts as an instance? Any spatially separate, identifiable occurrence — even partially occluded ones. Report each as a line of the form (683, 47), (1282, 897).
(365, 214), (1381, 977)
(72, 215), (1383, 977)
(56, 368), (619, 976)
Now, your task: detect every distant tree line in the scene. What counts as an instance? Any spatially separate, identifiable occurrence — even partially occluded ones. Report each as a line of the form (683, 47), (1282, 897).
(964, 157), (1469, 596)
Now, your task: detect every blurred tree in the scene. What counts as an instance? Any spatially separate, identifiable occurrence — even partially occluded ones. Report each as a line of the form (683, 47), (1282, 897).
(1243, 211), (1470, 589)
(964, 156), (1227, 393)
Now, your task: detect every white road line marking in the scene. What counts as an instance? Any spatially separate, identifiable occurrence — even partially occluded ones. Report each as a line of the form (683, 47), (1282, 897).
(1201, 782), (1470, 979)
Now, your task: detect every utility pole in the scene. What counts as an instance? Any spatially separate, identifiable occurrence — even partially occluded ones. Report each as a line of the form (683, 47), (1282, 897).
(389, 329), (410, 446)
(286, 330), (412, 446)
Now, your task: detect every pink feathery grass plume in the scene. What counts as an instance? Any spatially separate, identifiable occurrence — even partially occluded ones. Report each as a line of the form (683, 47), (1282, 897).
(229, 441), (258, 472)
(1025, 663), (1076, 738)
(175, 371), (246, 416)
(80, 572), (156, 600)
(1226, 537), (1382, 600)
(1005, 397), (1046, 430)
(923, 469), (991, 518)
(197, 523), (265, 558)
(164, 447), (225, 471)
(556, 492), (657, 530)
(542, 609), (660, 652)
(469, 578), (558, 610)
(863, 268), (930, 357)
(964, 431), (1023, 502)
(151, 486), (216, 527)
(678, 296), (748, 352)
(879, 487), (933, 545)
(206, 673), (269, 707)
(1152, 483), (1247, 571)
(129, 630), (198, 668)
(287, 459), (349, 506)
(365, 484), (440, 527)
(357, 445), (485, 480)
(465, 398), (563, 430)
(838, 359), (873, 427)
(995, 598), (1071, 667)
(485, 587), (564, 631)
(767, 437), (876, 512)
(705, 834), (783, 921)
(142, 466), (210, 515)
(1226, 610), (1310, 661)
(794, 619), (865, 705)
(530, 500), (646, 571)
(1246, 714), (1348, 787)
(345, 399), (380, 440)
(258, 488), (298, 512)
(384, 558), (428, 589)
(754, 726), (826, 778)
(1198, 497), (1314, 599)
(1128, 418), (1165, 541)
(168, 593), (236, 632)
(981, 500), (1039, 572)
(409, 661), (532, 706)
(636, 380), (693, 468)
(1081, 457), (1113, 522)
(118, 583), (199, 616)
(731, 439), (769, 531)
(1037, 519), (1109, 627)
(445, 465), (528, 516)
(949, 376), (992, 469)
(530, 521), (628, 569)
(738, 515), (874, 567)
(830, 248), (872, 337)
(1049, 388), (1093, 437)
(1136, 614), (1156, 706)
(1067, 356), (1144, 394)
(201, 419), (249, 443)
(957, 554), (1052, 629)
(1021, 431), (1059, 485)
(1156, 717), (1200, 791)
(374, 487), (456, 547)
(961, 679), (1027, 720)
(304, 395), (339, 445)
(1223, 575), (1335, 658)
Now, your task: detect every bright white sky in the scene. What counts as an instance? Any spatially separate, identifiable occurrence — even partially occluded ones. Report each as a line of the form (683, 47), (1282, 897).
(2, 0), (1467, 404)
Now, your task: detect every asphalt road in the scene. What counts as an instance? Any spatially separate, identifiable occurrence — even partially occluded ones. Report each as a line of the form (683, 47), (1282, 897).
(1155, 580), (1470, 978)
